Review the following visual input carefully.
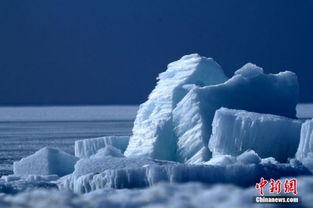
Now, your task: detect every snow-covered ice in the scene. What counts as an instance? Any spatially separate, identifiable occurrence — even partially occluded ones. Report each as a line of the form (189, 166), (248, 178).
(75, 136), (129, 158)
(125, 54), (227, 160)
(13, 147), (78, 177)
(173, 63), (299, 163)
(209, 108), (302, 162)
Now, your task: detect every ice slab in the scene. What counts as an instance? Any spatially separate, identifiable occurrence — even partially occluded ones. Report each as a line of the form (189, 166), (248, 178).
(74, 136), (129, 158)
(209, 108), (302, 162)
(73, 157), (168, 177)
(13, 147), (78, 177)
(58, 151), (309, 193)
(173, 64), (299, 163)
(125, 54), (227, 160)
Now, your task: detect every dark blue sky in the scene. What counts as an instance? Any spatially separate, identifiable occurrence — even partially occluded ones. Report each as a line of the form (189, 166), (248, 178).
(0, 0), (312, 105)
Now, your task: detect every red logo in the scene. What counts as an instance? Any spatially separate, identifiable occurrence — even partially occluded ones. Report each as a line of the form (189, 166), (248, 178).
(255, 178), (298, 196)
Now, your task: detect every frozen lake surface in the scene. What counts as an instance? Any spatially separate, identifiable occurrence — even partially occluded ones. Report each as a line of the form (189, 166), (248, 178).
(0, 104), (310, 176)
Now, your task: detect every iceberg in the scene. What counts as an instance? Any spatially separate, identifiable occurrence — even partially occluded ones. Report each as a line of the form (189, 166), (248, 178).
(173, 63), (299, 163)
(74, 136), (129, 158)
(13, 147), (78, 177)
(209, 108), (302, 162)
(124, 54), (227, 160)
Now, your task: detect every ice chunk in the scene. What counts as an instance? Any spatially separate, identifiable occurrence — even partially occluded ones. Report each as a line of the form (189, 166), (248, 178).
(73, 157), (164, 177)
(58, 159), (309, 193)
(296, 119), (313, 160)
(295, 120), (313, 172)
(209, 108), (301, 162)
(205, 150), (261, 166)
(173, 65), (299, 163)
(75, 136), (129, 158)
(13, 147), (78, 177)
(91, 145), (125, 158)
(299, 153), (313, 173)
(234, 63), (263, 78)
(125, 54), (227, 160)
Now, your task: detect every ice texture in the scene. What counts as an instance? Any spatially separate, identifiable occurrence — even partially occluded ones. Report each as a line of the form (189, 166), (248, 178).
(173, 64), (299, 163)
(0, 175), (58, 195)
(91, 145), (125, 158)
(4, 176), (313, 208)
(58, 151), (309, 193)
(296, 119), (313, 160)
(295, 119), (313, 172)
(209, 108), (302, 162)
(74, 136), (129, 158)
(13, 147), (78, 177)
(72, 157), (168, 177)
(125, 54), (227, 160)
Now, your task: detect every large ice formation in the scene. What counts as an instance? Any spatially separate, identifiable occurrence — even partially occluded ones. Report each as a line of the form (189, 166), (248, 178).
(125, 54), (228, 160)
(75, 136), (129, 158)
(13, 147), (78, 177)
(173, 63), (299, 163)
(209, 108), (302, 162)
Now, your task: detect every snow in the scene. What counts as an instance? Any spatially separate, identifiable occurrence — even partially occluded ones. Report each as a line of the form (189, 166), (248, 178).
(90, 145), (125, 158)
(125, 54), (227, 160)
(13, 147), (78, 177)
(209, 108), (302, 162)
(58, 151), (309, 193)
(173, 64), (299, 163)
(74, 136), (129, 158)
